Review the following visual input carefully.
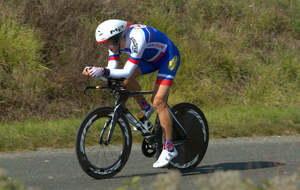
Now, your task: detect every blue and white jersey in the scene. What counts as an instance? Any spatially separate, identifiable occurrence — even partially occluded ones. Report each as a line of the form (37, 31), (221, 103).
(122, 24), (170, 65)
(107, 24), (171, 67)
(106, 24), (180, 86)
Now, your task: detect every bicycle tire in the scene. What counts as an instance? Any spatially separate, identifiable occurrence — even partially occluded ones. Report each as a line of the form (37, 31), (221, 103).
(76, 107), (132, 179)
(155, 103), (209, 170)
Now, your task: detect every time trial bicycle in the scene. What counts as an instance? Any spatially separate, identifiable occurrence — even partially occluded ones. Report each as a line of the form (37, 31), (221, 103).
(75, 78), (209, 179)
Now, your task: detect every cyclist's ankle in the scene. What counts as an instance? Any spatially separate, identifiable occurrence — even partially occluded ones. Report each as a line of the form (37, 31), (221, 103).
(138, 98), (151, 112)
(140, 105), (154, 120)
(165, 139), (174, 152)
(163, 138), (166, 150)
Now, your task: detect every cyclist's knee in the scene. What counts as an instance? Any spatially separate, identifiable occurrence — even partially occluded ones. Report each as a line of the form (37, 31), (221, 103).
(153, 97), (167, 111)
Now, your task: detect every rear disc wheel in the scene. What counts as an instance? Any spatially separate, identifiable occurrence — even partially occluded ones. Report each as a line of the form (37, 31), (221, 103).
(155, 103), (209, 170)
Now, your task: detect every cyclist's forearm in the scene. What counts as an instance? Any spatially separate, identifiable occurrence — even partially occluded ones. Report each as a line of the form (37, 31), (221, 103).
(106, 61), (118, 69)
(108, 61), (137, 78)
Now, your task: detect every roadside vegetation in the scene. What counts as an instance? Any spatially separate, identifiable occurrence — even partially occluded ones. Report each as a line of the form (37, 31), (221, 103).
(0, 105), (299, 152)
(1, 169), (299, 190)
(0, 0), (299, 151)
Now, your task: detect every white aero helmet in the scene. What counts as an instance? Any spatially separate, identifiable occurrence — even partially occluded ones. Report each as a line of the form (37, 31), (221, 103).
(95, 19), (131, 45)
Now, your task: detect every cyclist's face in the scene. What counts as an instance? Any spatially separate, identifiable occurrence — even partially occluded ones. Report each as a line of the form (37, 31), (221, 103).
(101, 40), (117, 49)
(100, 37), (125, 53)
(100, 40), (119, 53)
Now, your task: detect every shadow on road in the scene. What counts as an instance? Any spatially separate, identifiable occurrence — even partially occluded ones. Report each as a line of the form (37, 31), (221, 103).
(114, 171), (167, 179)
(112, 161), (284, 179)
(182, 161), (285, 176)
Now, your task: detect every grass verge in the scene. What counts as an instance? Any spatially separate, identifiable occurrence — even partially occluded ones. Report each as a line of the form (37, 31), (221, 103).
(0, 105), (299, 152)
(1, 169), (299, 190)
(207, 105), (300, 138)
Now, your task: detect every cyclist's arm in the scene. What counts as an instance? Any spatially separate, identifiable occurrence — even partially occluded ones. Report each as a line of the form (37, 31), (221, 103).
(106, 50), (119, 69)
(107, 29), (146, 78)
(107, 61), (137, 78)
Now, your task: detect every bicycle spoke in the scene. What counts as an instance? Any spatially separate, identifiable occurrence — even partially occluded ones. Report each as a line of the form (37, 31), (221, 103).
(76, 107), (132, 179)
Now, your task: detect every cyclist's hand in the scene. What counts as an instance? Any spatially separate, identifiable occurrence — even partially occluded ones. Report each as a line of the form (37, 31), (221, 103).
(89, 67), (105, 78)
(82, 66), (109, 79)
(82, 66), (92, 76)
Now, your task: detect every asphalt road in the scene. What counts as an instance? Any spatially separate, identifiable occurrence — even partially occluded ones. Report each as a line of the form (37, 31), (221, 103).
(0, 136), (300, 190)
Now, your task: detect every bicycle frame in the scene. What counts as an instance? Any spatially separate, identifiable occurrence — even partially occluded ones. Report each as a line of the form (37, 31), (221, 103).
(84, 78), (188, 146)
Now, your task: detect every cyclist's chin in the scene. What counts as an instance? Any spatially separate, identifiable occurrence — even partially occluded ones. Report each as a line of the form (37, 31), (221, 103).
(109, 46), (120, 53)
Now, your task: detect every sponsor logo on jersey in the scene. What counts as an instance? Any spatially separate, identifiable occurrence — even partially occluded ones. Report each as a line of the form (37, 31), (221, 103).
(130, 37), (138, 53)
(168, 56), (178, 71)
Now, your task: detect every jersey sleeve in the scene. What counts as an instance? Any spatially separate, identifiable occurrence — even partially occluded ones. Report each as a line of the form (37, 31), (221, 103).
(107, 61), (137, 79)
(127, 28), (146, 65)
(106, 50), (120, 69)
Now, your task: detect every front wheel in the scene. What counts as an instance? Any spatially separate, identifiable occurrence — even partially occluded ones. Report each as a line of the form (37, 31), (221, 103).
(75, 107), (132, 179)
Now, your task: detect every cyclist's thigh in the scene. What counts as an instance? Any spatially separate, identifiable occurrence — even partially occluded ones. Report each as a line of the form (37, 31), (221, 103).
(152, 58), (179, 103)
(138, 60), (158, 75)
(156, 48), (180, 87)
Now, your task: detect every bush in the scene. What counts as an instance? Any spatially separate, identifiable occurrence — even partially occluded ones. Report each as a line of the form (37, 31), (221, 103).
(0, 12), (46, 120)
(0, 169), (24, 190)
(117, 170), (300, 190)
(0, 0), (299, 120)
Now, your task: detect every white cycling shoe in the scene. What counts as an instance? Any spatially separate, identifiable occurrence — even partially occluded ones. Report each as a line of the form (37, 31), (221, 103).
(153, 148), (178, 168)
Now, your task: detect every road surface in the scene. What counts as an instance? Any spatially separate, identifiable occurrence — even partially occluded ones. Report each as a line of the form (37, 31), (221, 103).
(0, 136), (299, 190)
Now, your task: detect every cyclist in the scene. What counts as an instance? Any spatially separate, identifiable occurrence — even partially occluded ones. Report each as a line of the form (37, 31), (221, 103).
(82, 19), (180, 168)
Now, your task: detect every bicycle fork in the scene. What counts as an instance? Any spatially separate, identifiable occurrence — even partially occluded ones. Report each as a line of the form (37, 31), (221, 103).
(99, 105), (121, 145)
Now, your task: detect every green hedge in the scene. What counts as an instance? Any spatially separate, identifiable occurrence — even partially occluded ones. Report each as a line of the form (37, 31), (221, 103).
(0, 0), (299, 120)
(0, 13), (46, 120)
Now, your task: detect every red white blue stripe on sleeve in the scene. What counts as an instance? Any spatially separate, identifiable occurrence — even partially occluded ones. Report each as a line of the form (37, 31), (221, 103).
(128, 56), (140, 64)
(108, 54), (120, 61)
(156, 74), (174, 86)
